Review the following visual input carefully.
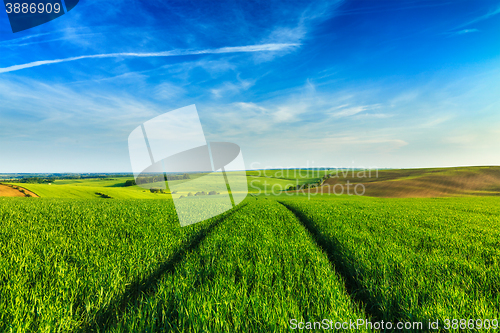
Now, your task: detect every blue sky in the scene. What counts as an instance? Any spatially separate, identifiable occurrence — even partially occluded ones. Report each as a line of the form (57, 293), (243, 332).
(0, 0), (499, 172)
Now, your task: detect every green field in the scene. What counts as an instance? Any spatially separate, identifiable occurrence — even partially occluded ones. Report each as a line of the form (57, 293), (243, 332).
(1, 189), (499, 331)
(5, 178), (169, 199)
(11, 166), (500, 200)
(1, 168), (500, 332)
(5, 173), (312, 199)
(279, 196), (500, 324)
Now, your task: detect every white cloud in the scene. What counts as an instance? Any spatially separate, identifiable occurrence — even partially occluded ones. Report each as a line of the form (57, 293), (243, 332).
(354, 113), (393, 119)
(420, 115), (453, 128)
(455, 5), (500, 30)
(389, 90), (419, 105)
(333, 106), (368, 117)
(154, 82), (186, 101)
(319, 136), (408, 148)
(235, 102), (267, 112)
(273, 106), (297, 122)
(447, 28), (480, 36)
(330, 104), (381, 117)
(210, 79), (254, 98)
(0, 77), (162, 140)
(0, 43), (299, 74)
(255, 1), (341, 62)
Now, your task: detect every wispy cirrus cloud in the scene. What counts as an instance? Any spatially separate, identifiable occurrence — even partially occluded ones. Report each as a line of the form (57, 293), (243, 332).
(442, 4), (500, 38)
(445, 28), (480, 36)
(455, 5), (500, 29)
(0, 43), (299, 74)
(0, 32), (53, 46)
(210, 77), (255, 98)
(330, 104), (381, 118)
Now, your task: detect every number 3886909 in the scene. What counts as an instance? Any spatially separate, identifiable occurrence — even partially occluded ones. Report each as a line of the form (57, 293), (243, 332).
(5, 2), (62, 14)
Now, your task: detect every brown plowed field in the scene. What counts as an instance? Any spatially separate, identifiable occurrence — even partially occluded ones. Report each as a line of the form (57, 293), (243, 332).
(310, 166), (500, 198)
(0, 184), (39, 197)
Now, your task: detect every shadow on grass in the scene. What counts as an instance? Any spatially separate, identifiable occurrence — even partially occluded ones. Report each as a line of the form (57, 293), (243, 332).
(105, 183), (128, 187)
(79, 203), (247, 332)
(277, 201), (385, 322)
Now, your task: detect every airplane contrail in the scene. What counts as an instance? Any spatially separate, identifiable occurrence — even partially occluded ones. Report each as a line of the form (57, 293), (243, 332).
(0, 43), (299, 74)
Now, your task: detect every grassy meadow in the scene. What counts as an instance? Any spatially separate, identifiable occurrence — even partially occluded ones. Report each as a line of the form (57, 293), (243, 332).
(0, 166), (499, 332)
(5, 173), (298, 199)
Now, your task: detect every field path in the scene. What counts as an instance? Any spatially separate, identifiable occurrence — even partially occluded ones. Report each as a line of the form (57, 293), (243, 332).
(277, 200), (381, 322)
(80, 202), (248, 332)
(0, 184), (39, 197)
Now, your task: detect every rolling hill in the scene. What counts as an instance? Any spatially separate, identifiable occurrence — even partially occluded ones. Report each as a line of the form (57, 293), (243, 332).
(319, 166), (500, 197)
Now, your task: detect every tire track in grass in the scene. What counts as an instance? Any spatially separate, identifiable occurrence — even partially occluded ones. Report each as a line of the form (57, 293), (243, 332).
(277, 201), (383, 323)
(279, 197), (500, 331)
(80, 202), (248, 332)
(106, 199), (369, 333)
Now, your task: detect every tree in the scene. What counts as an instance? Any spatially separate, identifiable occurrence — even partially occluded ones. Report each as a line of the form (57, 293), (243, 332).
(124, 179), (136, 187)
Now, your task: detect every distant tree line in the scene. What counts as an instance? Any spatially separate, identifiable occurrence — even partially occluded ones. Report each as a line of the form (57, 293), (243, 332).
(149, 188), (166, 194)
(124, 174), (191, 187)
(179, 191), (219, 198)
(5, 173), (134, 182)
(16, 177), (56, 184)
(166, 173), (191, 181)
